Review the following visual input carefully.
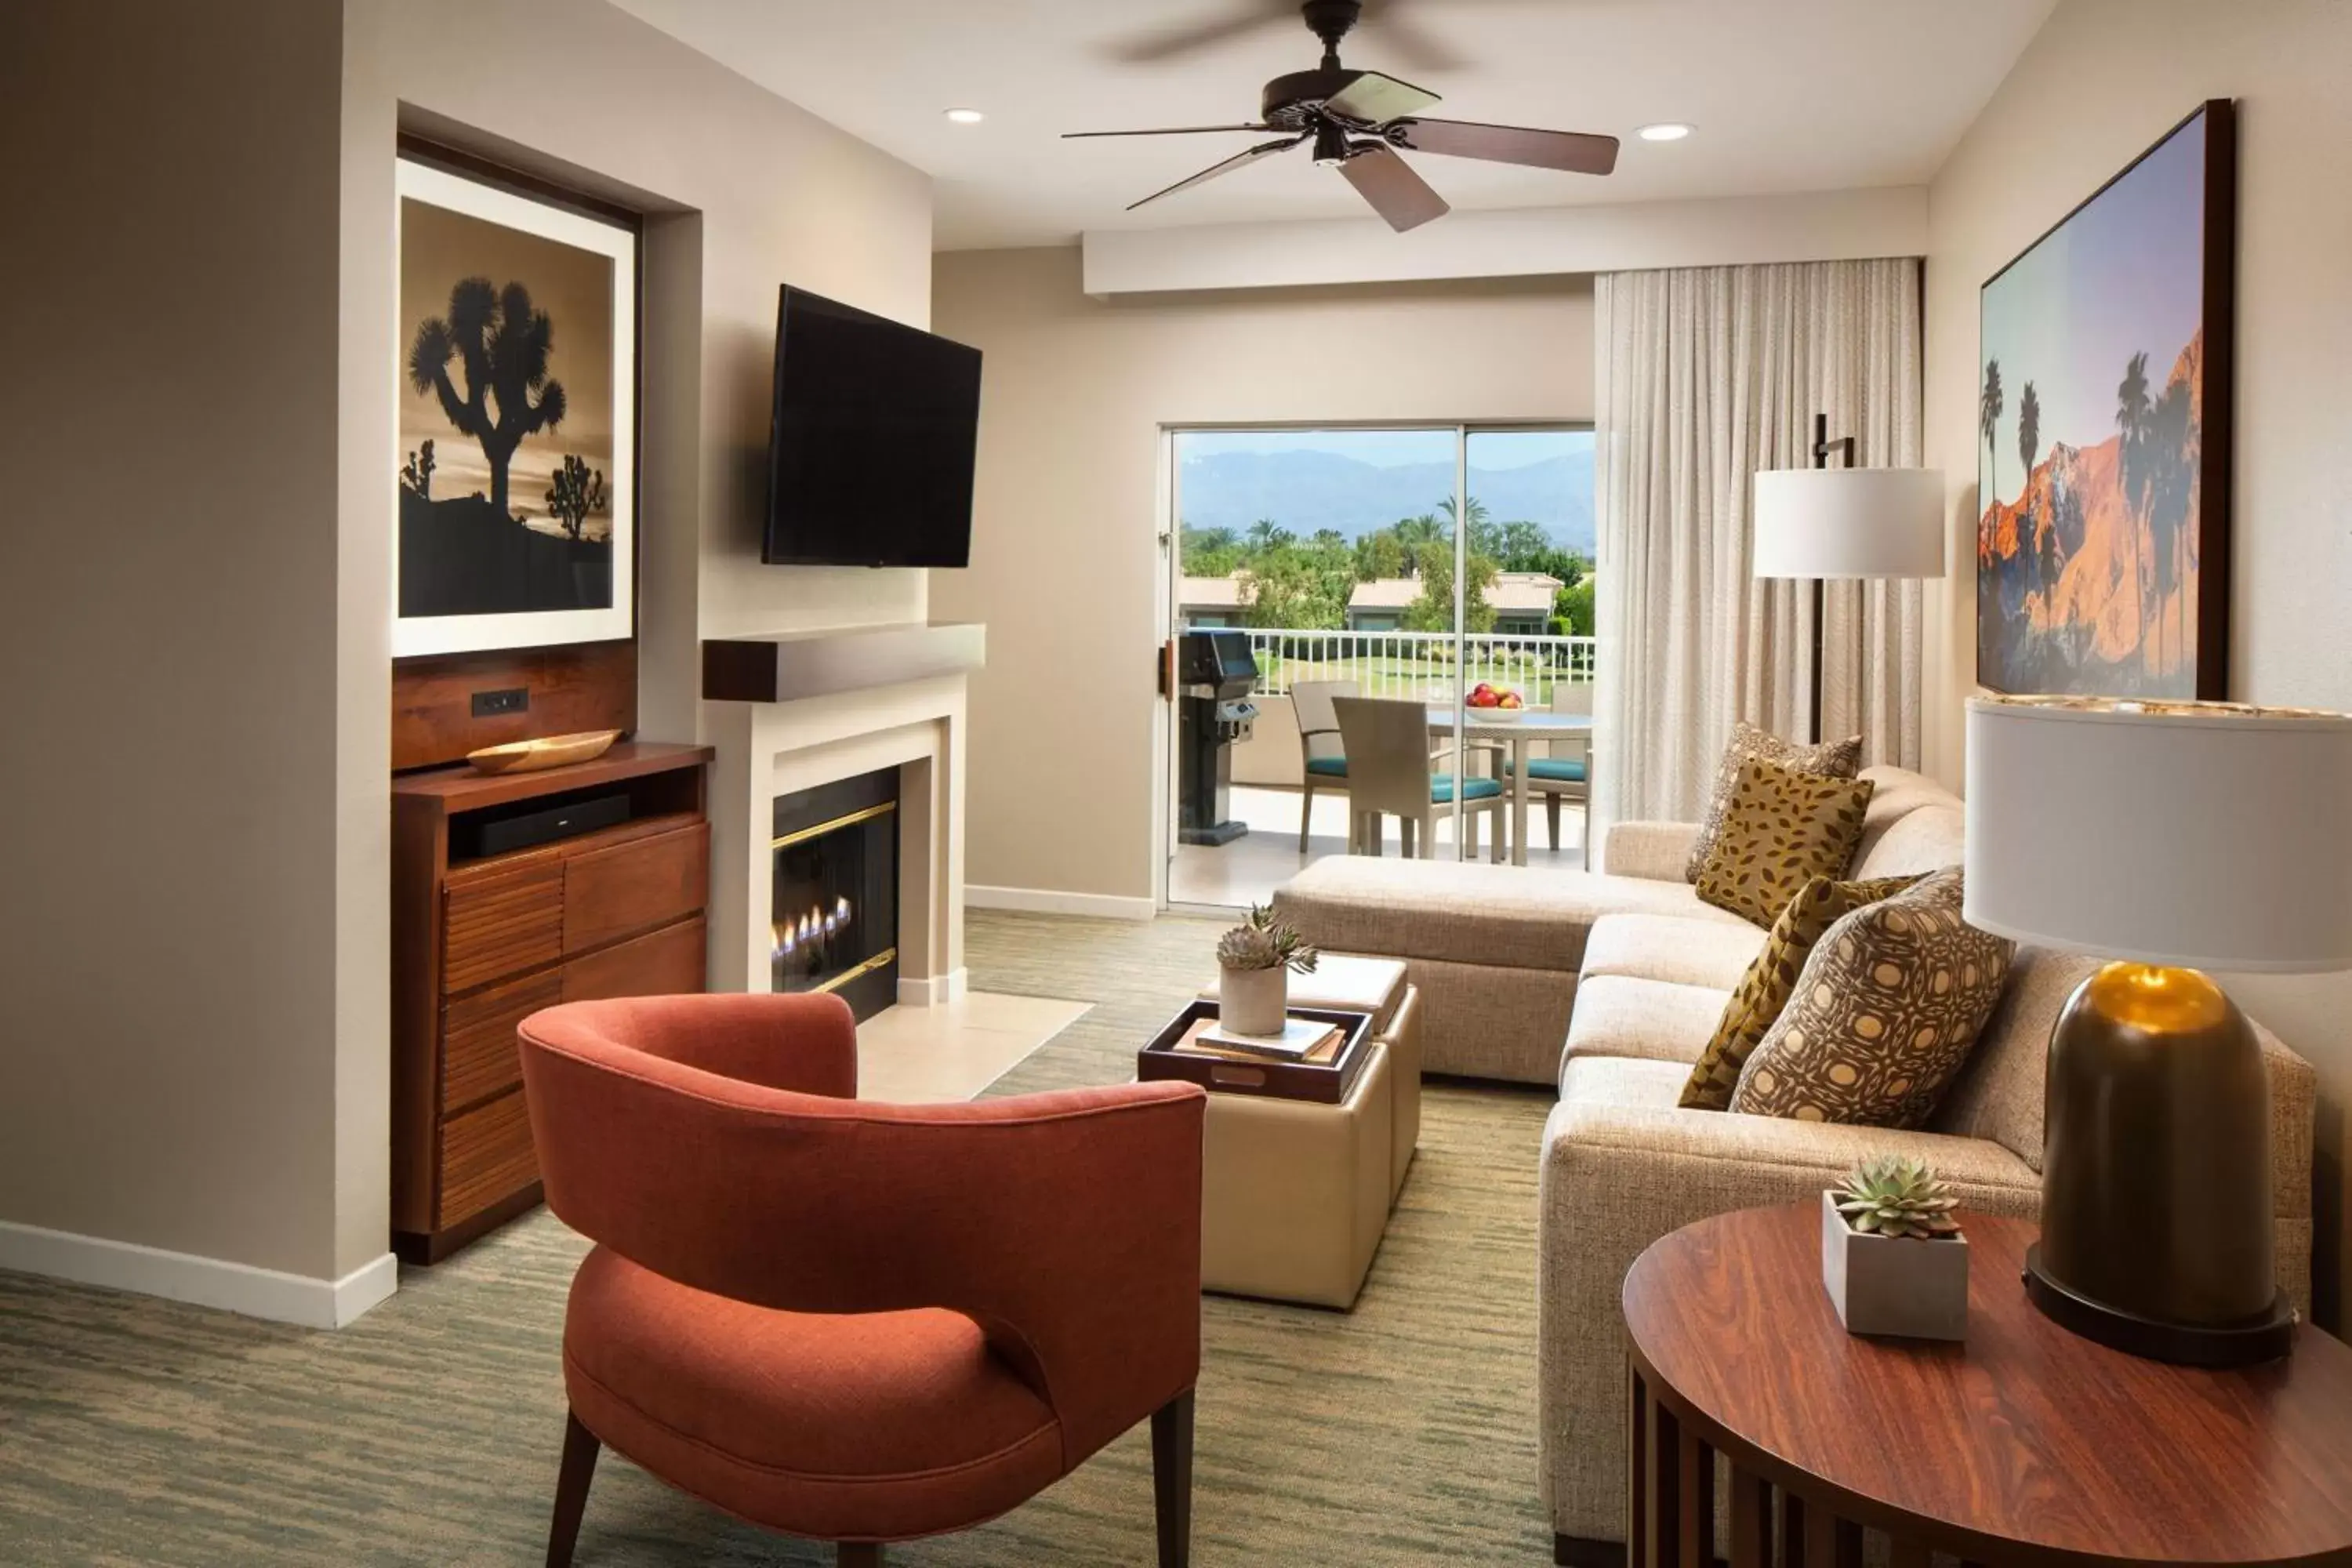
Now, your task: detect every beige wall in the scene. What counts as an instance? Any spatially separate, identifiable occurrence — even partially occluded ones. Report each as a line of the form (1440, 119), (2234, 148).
(0, 1), (351, 1278)
(1922, 0), (2352, 1326)
(930, 249), (1593, 902)
(0, 0), (931, 1302)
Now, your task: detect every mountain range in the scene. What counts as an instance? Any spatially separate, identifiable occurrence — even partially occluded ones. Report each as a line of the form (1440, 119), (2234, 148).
(1177, 448), (1596, 551)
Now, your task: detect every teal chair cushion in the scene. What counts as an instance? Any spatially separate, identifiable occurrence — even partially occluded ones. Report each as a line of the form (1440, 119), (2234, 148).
(1429, 775), (1504, 804)
(1304, 756), (1349, 778)
(1525, 757), (1588, 783)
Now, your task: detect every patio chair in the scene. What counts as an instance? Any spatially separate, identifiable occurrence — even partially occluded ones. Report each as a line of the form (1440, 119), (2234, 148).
(1513, 681), (1593, 853)
(1334, 695), (1505, 862)
(1290, 679), (1359, 853)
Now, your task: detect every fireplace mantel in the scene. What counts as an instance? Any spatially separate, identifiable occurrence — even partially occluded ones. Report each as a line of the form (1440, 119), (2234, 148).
(701, 622), (982, 1010)
(701, 622), (985, 704)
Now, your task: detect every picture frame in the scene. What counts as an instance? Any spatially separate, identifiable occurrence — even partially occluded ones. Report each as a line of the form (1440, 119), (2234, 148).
(1974, 100), (2234, 700)
(393, 156), (637, 659)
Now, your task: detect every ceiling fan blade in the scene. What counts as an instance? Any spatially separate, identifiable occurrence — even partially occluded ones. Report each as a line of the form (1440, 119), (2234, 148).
(1064, 125), (1273, 140)
(1390, 117), (1620, 175)
(1323, 70), (1442, 128)
(1104, 2), (1294, 64)
(1127, 135), (1308, 212)
(1338, 146), (1450, 233)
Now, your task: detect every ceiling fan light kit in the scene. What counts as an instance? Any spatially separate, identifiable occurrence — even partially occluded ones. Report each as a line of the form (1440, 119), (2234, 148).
(1069, 0), (1619, 233)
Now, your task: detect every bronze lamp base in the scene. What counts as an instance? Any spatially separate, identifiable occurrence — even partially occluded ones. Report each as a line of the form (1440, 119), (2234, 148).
(2029, 962), (2297, 1367)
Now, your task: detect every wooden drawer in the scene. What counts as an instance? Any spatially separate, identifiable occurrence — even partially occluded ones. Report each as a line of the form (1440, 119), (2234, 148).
(437, 1088), (538, 1231)
(564, 821), (708, 954)
(563, 916), (706, 1002)
(442, 860), (564, 994)
(439, 970), (562, 1116)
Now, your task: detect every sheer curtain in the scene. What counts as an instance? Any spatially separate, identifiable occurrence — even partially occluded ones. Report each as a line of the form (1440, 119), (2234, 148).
(1590, 258), (1924, 852)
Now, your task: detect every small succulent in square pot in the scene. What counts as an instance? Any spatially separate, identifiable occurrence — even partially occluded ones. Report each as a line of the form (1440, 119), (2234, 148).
(1820, 1155), (1970, 1341)
(1215, 904), (1318, 1036)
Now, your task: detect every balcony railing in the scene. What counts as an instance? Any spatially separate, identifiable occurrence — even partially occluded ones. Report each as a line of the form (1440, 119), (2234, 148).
(1240, 628), (1598, 702)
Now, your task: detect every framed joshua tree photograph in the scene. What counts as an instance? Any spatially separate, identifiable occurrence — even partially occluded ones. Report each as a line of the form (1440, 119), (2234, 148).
(393, 156), (636, 657)
(1974, 100), (2234, 699)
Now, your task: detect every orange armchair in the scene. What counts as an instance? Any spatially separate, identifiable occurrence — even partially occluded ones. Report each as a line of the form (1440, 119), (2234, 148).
(517, 992), (1208, 1567)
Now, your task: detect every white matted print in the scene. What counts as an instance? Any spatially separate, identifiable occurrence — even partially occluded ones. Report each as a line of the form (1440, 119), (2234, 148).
(393, 158), (635, 658)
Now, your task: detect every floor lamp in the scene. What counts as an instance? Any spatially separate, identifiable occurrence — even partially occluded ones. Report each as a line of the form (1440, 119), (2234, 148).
(1752, 414), (1946, 742)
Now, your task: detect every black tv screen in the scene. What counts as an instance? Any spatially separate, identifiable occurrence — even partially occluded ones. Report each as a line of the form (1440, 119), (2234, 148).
(762, 287), (982, 568)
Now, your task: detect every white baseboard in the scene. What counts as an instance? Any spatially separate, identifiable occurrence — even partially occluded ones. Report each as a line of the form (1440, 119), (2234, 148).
(967, 884), (1157, 921)
(0, 1219), (397, 1329)
(895, 967), (971, 1007)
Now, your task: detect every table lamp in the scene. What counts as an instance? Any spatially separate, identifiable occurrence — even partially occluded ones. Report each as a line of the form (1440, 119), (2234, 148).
(1965, 695), (2352, 1365)
(1752, 415), (1944, 742)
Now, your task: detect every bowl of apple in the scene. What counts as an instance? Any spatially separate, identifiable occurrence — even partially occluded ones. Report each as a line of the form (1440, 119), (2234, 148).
(1465, 683), (1528, 720)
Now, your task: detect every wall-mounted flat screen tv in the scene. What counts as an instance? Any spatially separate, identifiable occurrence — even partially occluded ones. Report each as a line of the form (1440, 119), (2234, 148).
(762, 286), (982, 568)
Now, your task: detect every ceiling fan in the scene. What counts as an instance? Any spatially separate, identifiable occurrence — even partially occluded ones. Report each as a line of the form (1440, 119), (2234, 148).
(1065, 0), (1618, 234)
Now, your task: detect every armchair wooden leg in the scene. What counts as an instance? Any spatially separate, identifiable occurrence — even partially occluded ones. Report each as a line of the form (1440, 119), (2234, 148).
(546, 1410), (601, 1568)
(1299, 776), (1315, 854)
(837, 1544), (882, 1567)
(1152, 1389), (1195, 1568)
(1546, 793), (1561, 853)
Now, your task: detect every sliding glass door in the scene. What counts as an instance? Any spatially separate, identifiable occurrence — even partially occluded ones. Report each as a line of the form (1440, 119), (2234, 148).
(1163, 423), (1595, 909)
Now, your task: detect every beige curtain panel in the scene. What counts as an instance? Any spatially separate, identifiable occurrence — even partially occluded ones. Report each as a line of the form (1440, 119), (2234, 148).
(1591, 258), (1926, 845)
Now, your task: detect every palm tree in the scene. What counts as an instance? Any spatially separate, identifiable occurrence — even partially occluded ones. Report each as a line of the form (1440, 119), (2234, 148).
(2146, 379), (2194, 681)
(1393, 512), (1443, 547)
(1244, 516), (1293, 554)
(1979, 358), (2004, 502)
(2114, 351), (2156, 677)
(407, 277), (568, 517)
(2016, 380), (2042, 596)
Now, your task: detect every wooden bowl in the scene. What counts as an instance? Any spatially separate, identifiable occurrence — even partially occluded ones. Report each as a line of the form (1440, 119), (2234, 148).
(465, 729), (621, 775)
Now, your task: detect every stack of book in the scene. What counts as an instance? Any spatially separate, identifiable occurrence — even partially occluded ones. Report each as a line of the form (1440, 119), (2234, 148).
(1174, 1014), (1345, 1065)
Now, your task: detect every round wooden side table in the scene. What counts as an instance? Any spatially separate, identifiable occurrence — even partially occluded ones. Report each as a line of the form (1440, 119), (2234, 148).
(1620, 1203), (2352, 1568)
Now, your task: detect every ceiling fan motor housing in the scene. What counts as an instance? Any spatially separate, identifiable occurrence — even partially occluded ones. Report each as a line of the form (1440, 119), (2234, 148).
(1262, 67), (1368, 129)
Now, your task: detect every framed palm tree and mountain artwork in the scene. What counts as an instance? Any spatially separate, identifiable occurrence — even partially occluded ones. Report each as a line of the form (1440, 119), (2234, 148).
(394, 156), (636, 658)
(1975, 100), (2234, 700)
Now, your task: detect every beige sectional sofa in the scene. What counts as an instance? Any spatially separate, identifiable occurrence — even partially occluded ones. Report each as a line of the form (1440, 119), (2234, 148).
(1274, 765), (2319, 1559)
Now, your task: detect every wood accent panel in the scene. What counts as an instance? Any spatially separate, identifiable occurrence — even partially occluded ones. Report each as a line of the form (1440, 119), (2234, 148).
(441, 862), (564, 994)
(562, 822), (708, 954)
(394, 742), (712, 815)
(437, 1091), (538, 1230)
(562, 916), (706, 1003)
(441, 971), (562, 1114)
(392, 641), (636, 772)
(1623, 1204), (2352, 1567)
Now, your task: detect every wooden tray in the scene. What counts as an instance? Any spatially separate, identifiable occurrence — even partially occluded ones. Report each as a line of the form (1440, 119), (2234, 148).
(465, 728), (621, 775)
(1138, 1001), (1374, 1105)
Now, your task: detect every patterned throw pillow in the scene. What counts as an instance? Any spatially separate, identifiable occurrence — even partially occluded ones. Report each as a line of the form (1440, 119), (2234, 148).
(1679, 873), (1922, 1111)
(1730, 868), (2014, 1127)
(1684, 720), (1864, 883)
(1693, 760), (1875, 927)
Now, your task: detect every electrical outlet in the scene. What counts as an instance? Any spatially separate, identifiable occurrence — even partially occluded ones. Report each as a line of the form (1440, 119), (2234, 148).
(471, 687), (528, 718)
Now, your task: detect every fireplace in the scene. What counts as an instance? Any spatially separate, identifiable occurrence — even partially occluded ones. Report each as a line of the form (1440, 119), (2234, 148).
(771, 768), (899, 1022)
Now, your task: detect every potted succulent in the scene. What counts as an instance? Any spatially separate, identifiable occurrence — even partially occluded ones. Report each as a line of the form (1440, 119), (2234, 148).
(1216, 904), (1319, 1036)
(1820, 1155), (1970, 1341)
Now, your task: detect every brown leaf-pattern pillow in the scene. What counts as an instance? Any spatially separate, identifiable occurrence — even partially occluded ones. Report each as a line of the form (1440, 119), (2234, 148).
(1685, 721), (1863, 882)
(1679, 872), (1922, 1111)
(1730, 868), (2016, 1127)
(1694, 760), (1875, 927)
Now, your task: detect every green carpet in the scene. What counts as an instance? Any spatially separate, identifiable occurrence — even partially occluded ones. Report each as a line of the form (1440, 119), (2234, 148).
(0, 911), (1556, 1565)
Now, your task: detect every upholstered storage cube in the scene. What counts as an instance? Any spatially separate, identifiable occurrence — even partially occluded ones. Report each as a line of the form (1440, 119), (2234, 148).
(1197, 1040), (1394, 1310)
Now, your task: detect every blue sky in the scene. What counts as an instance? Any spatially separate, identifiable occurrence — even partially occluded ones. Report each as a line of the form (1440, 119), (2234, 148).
(1177, 427), (1588, 470)
(1979, 111), (2206, 502)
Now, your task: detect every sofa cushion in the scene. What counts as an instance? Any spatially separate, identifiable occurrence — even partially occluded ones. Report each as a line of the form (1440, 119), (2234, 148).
(1581, 914), (1765, 991)
(1679, 873), (1922, 1112)
(1853, 803), (1965, 880)
(1560, 976), (1731, 1081)
(1732, 869), (2014, 1127)
(1694, 760), (1876, 927)
(1274, 856), (1741, 975)
(1686, 720), (1864, 881)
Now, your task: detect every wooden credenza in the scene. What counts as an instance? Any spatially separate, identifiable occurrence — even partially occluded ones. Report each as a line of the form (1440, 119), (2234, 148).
(390, 742), (715, 1262)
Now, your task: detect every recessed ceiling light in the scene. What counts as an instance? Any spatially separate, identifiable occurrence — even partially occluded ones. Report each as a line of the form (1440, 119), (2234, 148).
(1637, 122), (1693, 143)
(944, 107), (985, 125)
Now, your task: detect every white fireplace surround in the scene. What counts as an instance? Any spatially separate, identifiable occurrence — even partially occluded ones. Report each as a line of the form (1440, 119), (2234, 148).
(703, 630), (981, 1007)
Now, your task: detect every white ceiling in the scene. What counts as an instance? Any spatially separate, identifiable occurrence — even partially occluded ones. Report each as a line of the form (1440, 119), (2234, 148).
(612, 0), (2057, 251)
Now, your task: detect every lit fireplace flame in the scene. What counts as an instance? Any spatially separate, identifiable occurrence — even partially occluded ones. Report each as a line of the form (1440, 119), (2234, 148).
(770, 897), (856, 967)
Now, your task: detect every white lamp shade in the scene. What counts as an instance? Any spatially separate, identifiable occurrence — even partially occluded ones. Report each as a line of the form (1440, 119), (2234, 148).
(1752, 466), (1947, 579)
(1964, 697), (2352, 973)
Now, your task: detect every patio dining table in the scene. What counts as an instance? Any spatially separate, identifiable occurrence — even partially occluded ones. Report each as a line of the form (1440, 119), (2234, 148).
(1424, 705), (1594, 867)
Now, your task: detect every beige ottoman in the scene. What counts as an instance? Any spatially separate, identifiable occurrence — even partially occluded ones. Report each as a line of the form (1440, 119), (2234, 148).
(1197, 1039), (1394, 1309)
(1200, 953), (1421, 1203)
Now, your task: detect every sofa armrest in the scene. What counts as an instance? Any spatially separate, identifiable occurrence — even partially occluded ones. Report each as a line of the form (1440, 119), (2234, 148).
(1602, 821), (1699, 882)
